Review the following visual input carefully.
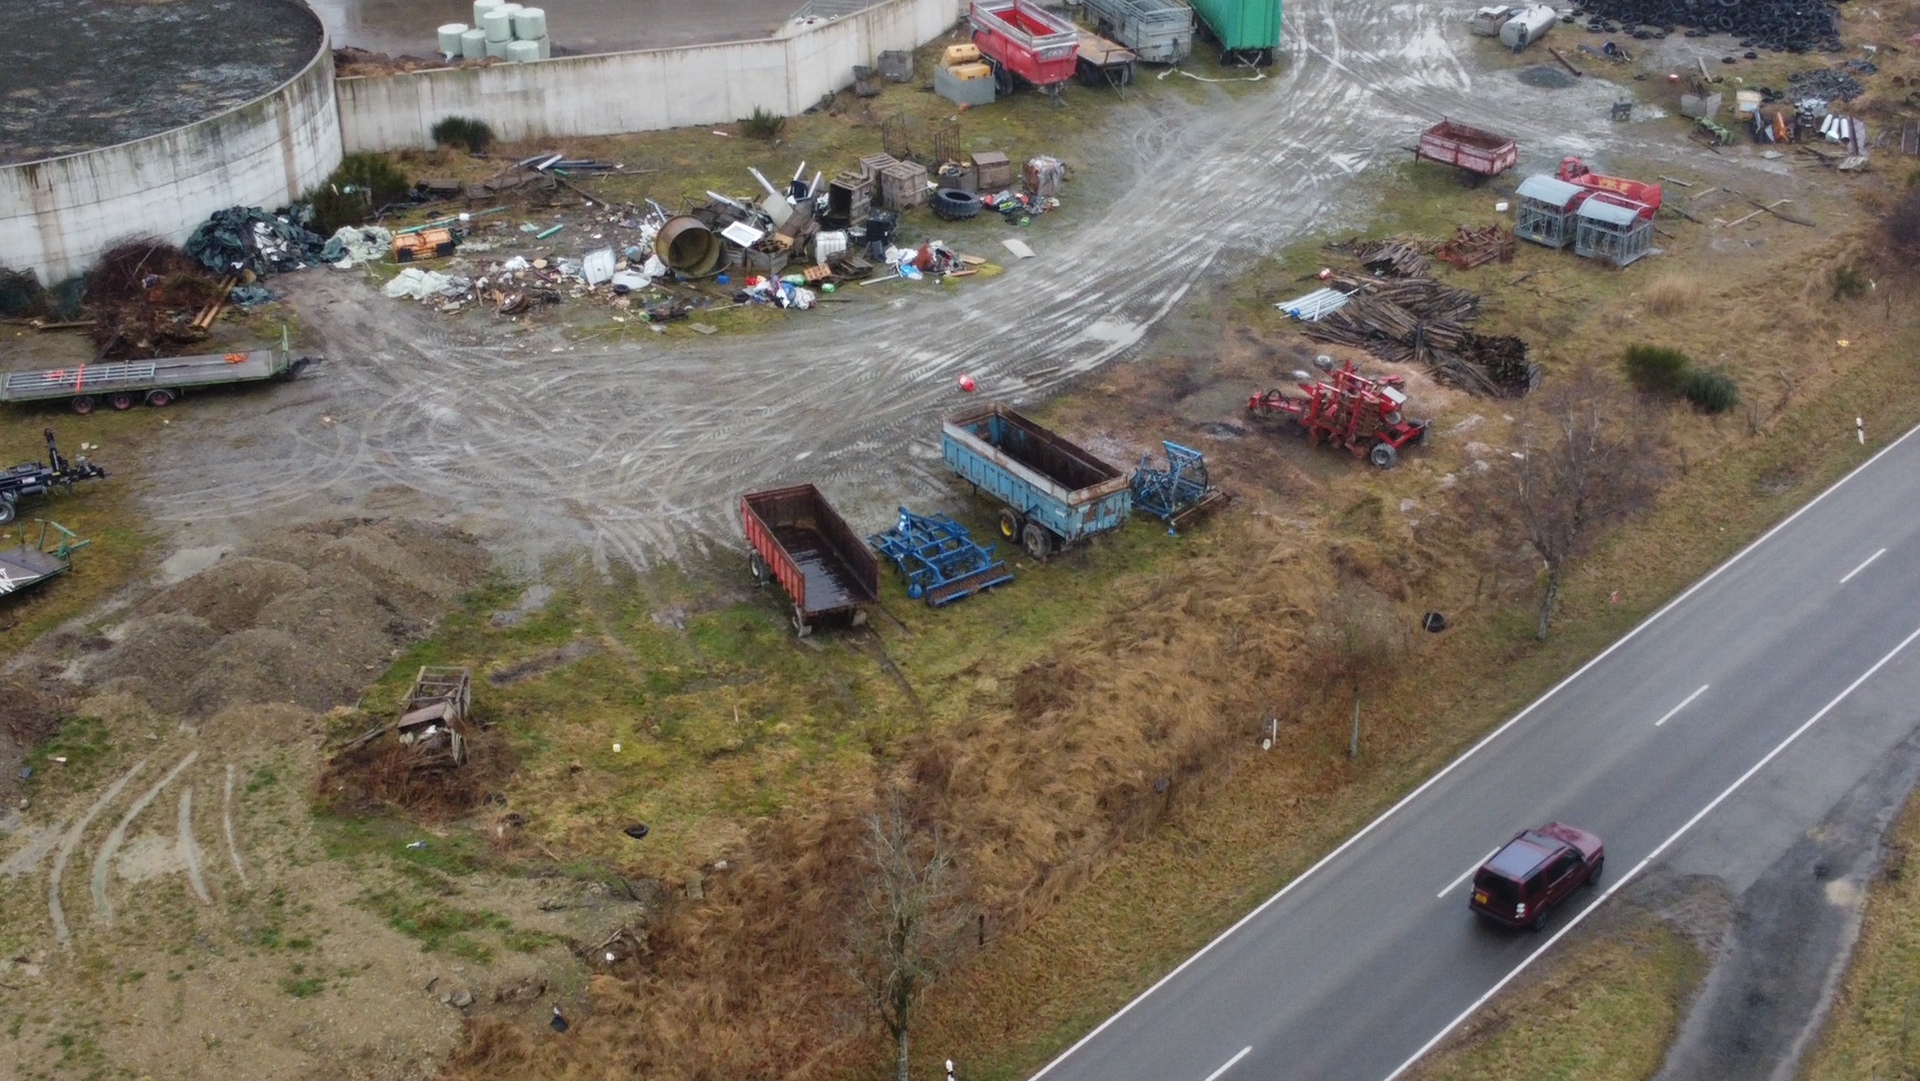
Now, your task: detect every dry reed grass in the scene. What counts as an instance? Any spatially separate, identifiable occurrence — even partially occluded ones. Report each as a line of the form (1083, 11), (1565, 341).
(1643, 275), (1702, 317)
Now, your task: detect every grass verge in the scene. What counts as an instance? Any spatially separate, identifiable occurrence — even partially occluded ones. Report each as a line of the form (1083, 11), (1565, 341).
(1802, 786), (1920, 1081)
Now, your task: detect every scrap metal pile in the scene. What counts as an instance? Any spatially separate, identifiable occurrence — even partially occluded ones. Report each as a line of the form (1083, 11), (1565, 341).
(1574, 0), (1842, 52)
(1302, 277), (1539, 398)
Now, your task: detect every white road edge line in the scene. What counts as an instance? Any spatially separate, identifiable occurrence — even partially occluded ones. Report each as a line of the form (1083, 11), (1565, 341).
(1840, 547), (1887, 584)
(1201, 1046), (1252, 1081)
(1382, 619), (1920, 1081)
(1024, 419), (1920, 1081)
(1653, 684), (1710, 728)
(1437, 848), (1499, 899)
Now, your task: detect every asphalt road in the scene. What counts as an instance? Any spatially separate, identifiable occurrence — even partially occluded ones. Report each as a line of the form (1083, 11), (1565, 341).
(1031, 424), (1920, 1081)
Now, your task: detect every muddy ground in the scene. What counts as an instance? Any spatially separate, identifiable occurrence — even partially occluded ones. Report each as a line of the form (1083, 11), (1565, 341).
(0, 0), (1903, 1075)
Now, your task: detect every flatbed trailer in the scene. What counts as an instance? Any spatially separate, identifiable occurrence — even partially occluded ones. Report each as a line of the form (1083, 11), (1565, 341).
(741, 485), (879, 636)
(0, 520), (89, 600)
(0, 338), (313, 415)
(942, 403), (1131, 560)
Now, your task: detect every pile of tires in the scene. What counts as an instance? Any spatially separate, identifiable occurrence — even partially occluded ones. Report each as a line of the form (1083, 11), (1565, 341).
(931, 188), (983, 221)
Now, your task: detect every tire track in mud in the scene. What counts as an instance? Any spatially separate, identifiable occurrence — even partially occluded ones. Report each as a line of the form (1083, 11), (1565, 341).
(139, 0), (1719, 569)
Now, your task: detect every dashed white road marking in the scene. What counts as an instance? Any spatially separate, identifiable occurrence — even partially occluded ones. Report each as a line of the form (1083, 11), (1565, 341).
(1654, 685), (1711, 728)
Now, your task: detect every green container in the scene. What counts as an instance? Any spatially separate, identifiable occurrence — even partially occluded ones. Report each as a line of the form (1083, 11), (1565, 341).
(1190, 0), (1281, 63)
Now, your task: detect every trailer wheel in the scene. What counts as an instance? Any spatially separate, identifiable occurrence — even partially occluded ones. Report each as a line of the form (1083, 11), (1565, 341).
(0, 497), (14, 526)
(1370, 442), (1399, 469)
(70, 396), (95, 416)
(990, 58), (1015, 97)
(109, 393), (135, 411)
(998, 508), (1024, 540)
(145, 390), (174, 408)
(1022, 523), (1053, 561)
(749, 552), (770, 583)
(792, 605), (813, 638)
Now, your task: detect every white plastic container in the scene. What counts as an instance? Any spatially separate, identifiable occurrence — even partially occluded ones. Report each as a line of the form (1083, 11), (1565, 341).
(513, 6), (547, 41)
(460, 28), (489, 59)
(480, 7), (513, 41)
(438, 23), (469, 57)
(506, 38), (539, 62)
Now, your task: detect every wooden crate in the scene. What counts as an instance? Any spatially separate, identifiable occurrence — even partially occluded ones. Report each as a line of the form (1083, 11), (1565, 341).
(859, 153), (899, 181)
(827, 172), (872, 227)
(879, 161), (930, 211)
(972, 151), (1012, 191)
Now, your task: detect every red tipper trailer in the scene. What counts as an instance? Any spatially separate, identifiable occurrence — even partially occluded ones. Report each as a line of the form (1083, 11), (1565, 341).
(1557, 156), (1663, 215)
(1414, 119), (1519, 185)
(970, 0), (1080, 93)
(740, 485), (879, 636)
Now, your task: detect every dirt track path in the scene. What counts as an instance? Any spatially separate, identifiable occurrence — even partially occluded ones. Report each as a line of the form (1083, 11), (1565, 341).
(140, 0), (1739, 571)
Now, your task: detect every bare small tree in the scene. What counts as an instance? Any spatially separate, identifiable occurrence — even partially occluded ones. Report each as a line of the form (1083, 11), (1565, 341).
(843, 793), (966, 1081)
(1310, 578), (1405, 759)
(1466, 368), (1664, 640)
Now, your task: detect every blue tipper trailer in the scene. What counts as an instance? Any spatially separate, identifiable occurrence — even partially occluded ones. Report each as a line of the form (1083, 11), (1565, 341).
(941, 403), (1131, 560)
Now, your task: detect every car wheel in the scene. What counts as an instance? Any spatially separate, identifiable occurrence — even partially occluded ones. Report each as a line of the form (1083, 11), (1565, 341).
(1587, 857), (1604, 887)
(1530, 902), (1550, 932)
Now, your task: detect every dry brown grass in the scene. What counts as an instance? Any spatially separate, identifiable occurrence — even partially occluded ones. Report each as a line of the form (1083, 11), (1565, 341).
(1643, 275), (1702, 317)
(433, 52), (1920, 1079)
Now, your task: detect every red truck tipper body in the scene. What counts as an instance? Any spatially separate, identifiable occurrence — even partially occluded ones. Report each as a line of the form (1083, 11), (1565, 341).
(1414, 119), (1519, 184)
(970, 0), (1080, 91)
(740, 485), (879, 636)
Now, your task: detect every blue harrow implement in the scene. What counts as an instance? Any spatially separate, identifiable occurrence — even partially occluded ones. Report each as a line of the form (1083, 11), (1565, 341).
(1130, 441), (1230, 533)
(867, 508), (1015, 607)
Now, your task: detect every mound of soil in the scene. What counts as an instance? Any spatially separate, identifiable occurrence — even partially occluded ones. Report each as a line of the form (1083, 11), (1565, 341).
(92, 519), (487, 720)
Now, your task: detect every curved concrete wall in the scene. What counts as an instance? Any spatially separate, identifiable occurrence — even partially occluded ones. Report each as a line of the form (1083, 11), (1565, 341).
(0, 9), (343, 285)
(338, 0), (962, 151)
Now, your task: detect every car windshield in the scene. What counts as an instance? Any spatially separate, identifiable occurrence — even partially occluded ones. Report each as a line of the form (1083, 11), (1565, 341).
(1474, 869), (1519, 907)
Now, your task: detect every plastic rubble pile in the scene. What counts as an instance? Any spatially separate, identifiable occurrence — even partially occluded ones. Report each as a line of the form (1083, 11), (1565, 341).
(979, 189), (1060, 225)
(737, 276), (817, 309)
(185, 205), (327, 277)
(384, 267), (472, 301)
(322, 225), (395, 269)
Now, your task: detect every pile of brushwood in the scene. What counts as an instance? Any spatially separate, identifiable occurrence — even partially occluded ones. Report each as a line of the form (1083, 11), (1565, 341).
(1305, 276), (1539, 397)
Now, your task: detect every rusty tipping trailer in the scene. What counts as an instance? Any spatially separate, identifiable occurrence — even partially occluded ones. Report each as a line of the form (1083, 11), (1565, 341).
(740, 485), (879, 637)
(943, 403), (1132, 560)
(1414, 119), (1518, 187)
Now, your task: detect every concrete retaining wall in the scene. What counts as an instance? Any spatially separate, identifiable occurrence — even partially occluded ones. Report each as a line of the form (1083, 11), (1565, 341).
(337, 0), (963, 151)
(0, 10), (342, 285)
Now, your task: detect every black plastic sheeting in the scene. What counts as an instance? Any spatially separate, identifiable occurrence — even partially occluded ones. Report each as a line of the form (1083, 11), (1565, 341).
(184, 205), (326, 277)
(1575, 0), (1843, 53)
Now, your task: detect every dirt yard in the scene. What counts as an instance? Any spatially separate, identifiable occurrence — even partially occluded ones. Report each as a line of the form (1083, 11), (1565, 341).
(1, 0), (1916, 1075)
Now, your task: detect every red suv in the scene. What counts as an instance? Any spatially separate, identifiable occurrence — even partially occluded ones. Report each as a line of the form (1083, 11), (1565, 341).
(1469, 822), (1605, 930)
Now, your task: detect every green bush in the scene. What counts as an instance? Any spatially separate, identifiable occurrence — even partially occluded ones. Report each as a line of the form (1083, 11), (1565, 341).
(1682, 368), (1739, 413)
(1832, 265), (1870, 299)
(303, 152), (413, 235)
(1622, 344), (1692, 395)
(742, 106), (786, 141)
(430, 116), (495, 154)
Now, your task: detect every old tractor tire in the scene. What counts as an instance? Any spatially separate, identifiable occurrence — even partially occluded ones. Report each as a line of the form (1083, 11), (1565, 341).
(1370, 442), (1399, 469)
(932, 188), (982, 221)
(1021, 523), (1053, 561)
(998, 508), (1024, 540)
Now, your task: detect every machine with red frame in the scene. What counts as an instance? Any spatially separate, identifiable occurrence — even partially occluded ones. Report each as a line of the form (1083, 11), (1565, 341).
(1556, 156), (1662, 216)
(1248, 357), (1429, 468)
(970, 0), (1080, 97)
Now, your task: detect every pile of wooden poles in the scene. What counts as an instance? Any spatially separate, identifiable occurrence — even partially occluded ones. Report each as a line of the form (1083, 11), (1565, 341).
(1353, 238), (1431, 278)
(1303, 276), (1538, 398)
